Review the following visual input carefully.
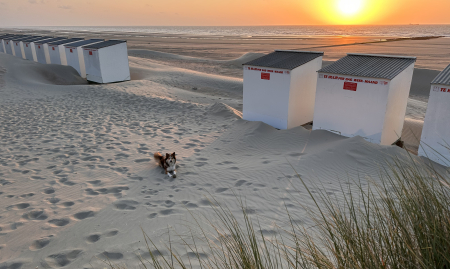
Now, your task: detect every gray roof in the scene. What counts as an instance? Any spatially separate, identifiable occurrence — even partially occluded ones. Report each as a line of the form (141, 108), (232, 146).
(10, 35), (32, 41)
(35, 37), (67, 45)
(48, 38), (83, 46)
(243, 50), (324, 70)
(431, 64), (450, 86)
(23, 36), (53, 43)
(83, 40), (126, 49)
(318, 53), (416, 80)
(19, 36), (43, 42)
(1, 35), (19, 40)
(63, 39), (104, 48)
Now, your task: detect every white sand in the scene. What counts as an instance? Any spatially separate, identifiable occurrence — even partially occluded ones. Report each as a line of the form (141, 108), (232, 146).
(0, 41), (447, 268)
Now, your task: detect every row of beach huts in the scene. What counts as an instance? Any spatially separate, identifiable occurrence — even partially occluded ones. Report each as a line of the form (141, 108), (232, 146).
(0, 33), (130, 83)
(0, 34), (448, 166)
(242, 50), (450, 166)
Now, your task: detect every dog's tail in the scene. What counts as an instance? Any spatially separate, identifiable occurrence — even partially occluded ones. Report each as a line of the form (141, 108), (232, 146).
(154, 152), (163, 163)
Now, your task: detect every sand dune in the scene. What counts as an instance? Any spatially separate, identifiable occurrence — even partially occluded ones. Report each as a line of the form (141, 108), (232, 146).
(0, 47), (446, 268)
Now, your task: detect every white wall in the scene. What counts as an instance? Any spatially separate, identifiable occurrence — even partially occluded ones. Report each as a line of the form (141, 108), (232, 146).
(77, 47), (87, 78)
(313, 73), (391, 144)
(84, 48), (103, 83)
(13, 41), (25, 58)
(419, 84), (450, 166)
(30, 42), (41, 62)
(98, 43), (130, 83)
(48, 45), (61, 64)
(381, 63), (414, 145)
(65, 46), (82, 76)
(11, 40), (16, 56)
(243, 66), (291, 129)
(35, 44), (47, 64)
(23, 42), (34, 60)
(287, 56), (322, 128)
(18, 42), (26, 59)
(5, 40), (13, 55)
(43, 44), (51, 64)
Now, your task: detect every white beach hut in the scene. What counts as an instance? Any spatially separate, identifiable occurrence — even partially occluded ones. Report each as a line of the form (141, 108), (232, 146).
(313, 53), (416, 145)
(0, 34), (12, 53)
(64, 39), (104, 78)
(418, 64), (450, 166)
(242, 50), (324, 130)
(35, 37), (67, 64)
(47, 38), (83, 65)
(23, 36), (53, 61)
(83, 40), (130, 83)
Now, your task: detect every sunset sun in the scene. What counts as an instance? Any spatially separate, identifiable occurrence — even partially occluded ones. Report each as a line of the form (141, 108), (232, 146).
(338, 0), (363, 16)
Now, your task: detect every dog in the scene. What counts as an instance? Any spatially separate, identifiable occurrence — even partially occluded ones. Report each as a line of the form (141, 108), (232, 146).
(154, 152), (177, 178)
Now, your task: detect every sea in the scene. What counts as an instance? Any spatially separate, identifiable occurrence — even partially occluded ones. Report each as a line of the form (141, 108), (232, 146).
(10, 25), (450, 38)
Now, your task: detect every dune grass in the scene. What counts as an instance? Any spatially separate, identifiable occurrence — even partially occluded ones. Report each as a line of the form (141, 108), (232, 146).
(105, 156), (450, 269)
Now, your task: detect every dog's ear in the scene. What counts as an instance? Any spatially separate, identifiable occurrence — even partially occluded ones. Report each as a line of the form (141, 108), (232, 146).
(165, 153), (170, 158)
(172, 152), (176, 157)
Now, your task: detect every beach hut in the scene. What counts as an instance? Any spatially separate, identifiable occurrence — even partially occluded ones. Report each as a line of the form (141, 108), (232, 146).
(0, 34), (12, 53)
(83, 40), (130, 83)
(313, 53), (416, 145)
(35, 37), (67, 64)
(242, 50), (324, 130)
(64, 39), (104, 78)
(23, 36), (53, 61)
(47, 38), (83, 65)
(418, 64), (450, 166)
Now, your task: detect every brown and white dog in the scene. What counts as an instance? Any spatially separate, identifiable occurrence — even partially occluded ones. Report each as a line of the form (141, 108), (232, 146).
(154, 152), (177, 178)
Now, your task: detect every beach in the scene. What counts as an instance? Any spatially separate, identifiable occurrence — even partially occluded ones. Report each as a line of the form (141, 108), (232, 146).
(0, 28), (449, 268)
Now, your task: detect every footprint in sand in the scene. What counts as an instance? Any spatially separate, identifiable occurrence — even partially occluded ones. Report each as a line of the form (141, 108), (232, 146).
(60, 201), (75, 207)
(10, 222), (25, 230)
(48, 218), (70, 227)
(73, 211), (96, 220)
(159, 209), (178, 216)
(104, 230), (119, 237)
(182, 201), (198, 208)
(148, 213), (158, 219)
(163, 200), (175, 208)
(19, 193), (35, 198)
(8, 203), (30, 210)
(101, 251), (123, 260)
(199, 199), (213, 206)
(30, 176), (46, 180)
(215, 188), (228, 193)
(87, 180), (102, 186)
(113, 200), (139, 210)
(86, 234), (101, 243)
(30, 236), (52, 251)
(44, 249), (83, 268)
(22, 210), (48, 221)
(47, 198), (60, 204)
(134, 158), (150, 163)
(43, 188), (55, 195)
(0, 261), (25, 269)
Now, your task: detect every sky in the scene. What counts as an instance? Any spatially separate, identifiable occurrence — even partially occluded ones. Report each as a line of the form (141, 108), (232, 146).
(0, 0), (449, 26)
